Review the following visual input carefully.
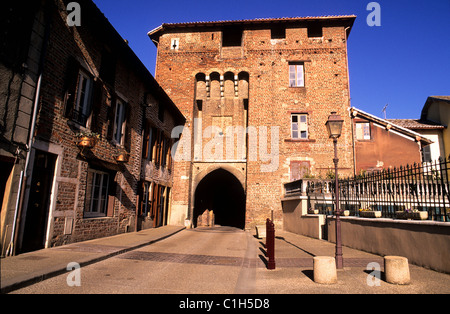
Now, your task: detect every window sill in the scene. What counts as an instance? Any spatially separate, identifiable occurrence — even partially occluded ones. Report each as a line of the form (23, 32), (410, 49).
(83, 214), (111, 219)
(285, 139), (316, 143)
(288, 87), (306, 93)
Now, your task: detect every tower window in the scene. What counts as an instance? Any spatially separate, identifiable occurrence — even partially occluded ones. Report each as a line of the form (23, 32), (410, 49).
(222, 26), (243, 47)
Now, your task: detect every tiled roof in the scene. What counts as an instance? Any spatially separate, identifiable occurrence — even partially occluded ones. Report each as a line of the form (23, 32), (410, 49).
(148, 15), (356, 37)
(350, 107), (433, 145)
(429, 96), (450, 102)
(387, 119), (445, 130)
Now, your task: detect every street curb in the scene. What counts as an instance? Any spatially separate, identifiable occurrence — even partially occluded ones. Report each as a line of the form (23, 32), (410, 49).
(1, 227), (185, 294)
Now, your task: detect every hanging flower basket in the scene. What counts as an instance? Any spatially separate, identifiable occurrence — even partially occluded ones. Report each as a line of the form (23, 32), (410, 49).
(115, 152), (130, 163)
(75, 132), (100, 148)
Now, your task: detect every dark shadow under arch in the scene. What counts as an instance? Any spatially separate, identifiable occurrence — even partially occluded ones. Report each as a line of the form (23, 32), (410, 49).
(193, 168), (246, 229)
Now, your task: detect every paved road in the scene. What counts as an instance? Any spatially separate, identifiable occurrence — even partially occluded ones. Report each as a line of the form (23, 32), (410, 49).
(9, 226), (450, 295)
(10, 227), (255, 294)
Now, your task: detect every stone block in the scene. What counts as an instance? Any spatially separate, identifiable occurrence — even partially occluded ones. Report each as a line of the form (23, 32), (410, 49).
(313, 256), (337, 284)
(384, 256), (410, 285)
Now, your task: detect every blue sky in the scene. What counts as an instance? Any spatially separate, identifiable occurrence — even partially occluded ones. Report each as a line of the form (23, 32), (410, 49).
(92, 0), (450, 119)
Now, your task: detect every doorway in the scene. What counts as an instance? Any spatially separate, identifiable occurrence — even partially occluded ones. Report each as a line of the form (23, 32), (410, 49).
(193, 168), (246, 229)
(21, 150), (56, 253)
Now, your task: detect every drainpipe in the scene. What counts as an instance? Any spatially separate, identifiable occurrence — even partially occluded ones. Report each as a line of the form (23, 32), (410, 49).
(344, 26), (356, 176)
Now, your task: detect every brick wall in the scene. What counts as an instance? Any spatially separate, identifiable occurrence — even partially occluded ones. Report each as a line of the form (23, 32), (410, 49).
(8, 0), (182, 251)
(152, 17), (356, 228)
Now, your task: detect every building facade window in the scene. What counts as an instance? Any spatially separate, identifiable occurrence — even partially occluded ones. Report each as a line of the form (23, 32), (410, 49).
(140, 181), (153, 216)
(113, 99), (126, 145)
(291, 113), (308, 139)
(289, 62), (304, 87)
(422, 145), (432, 163)
(73, 70), (92, 126)
(142, 122), (173, 169)
(355, 122), (371, 140)
(85, 169), (110, 218)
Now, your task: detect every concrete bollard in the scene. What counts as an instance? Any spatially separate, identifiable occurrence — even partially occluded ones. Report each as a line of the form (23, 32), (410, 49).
(384, 256), (410, 285)
(313, 256), (337, 284)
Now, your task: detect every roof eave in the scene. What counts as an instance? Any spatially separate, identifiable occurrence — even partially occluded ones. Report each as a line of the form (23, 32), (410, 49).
(350, 107), (433, 146)
(148, 15), (357, 43)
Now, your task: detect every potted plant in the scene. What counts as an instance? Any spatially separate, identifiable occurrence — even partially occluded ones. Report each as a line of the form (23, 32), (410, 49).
(359, 208), (382, 218)
(308, 208), (319, 214)
(75, 131), (100, 148)
(396, 208), (428, 220)
(115, 151), (130, 162)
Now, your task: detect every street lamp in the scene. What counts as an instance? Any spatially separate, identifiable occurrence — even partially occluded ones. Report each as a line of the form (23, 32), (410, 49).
(325, 111), (344, 269)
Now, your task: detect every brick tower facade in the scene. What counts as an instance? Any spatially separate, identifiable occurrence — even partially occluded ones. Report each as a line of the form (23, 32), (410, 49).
(149, 16), (356, 229)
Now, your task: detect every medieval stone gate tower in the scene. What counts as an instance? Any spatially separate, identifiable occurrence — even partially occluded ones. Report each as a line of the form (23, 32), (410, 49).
(149, 16), (356, 229)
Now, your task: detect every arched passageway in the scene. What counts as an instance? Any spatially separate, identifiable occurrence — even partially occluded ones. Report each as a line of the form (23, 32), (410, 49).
(193, 169), (246, 229)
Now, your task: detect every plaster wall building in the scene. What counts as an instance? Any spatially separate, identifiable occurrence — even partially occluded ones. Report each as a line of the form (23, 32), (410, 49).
(350, 107), (432, 175)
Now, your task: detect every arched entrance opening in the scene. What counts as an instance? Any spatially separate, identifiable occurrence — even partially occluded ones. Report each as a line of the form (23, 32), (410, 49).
(193, 168), (246, 229)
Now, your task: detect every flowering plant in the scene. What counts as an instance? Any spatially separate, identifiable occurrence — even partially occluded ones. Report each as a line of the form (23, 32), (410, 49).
(75, 131), (100, 139)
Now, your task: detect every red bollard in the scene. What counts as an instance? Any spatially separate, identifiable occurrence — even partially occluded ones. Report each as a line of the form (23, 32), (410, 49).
(266, 218), (276, 270)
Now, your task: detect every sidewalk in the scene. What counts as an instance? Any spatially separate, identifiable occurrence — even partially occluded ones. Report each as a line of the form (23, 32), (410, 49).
(255, 230), (450, 294)
(0, 225), (185, 294)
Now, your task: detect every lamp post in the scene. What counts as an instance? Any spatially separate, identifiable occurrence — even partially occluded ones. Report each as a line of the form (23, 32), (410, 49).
(325, 111), (344, 269)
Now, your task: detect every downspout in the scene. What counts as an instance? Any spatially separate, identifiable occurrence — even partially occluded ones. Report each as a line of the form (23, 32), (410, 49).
(8, 3), (51, 256)
(7, 73), (43, 256)
(344, 26), (356, 176)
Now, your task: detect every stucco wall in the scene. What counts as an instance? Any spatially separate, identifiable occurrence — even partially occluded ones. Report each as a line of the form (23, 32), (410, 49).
(327, 217), (450, 273)
(282, 197), (450, 273)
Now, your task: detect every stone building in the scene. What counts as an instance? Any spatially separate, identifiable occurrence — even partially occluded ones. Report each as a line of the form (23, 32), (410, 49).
(148, 16), (356, 229)
(0, 0), (184, 255)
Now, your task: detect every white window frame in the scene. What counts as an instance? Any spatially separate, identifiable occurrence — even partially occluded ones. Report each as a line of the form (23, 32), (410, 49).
(355, 122), (371, 140)
(289, 63), (305, 87)
(291, 114), (308, 139)
(74, 70), (92, 125)
(142, 182), (152, 216)
(113, 99), (126, 145)
(85, 169), (109, 217)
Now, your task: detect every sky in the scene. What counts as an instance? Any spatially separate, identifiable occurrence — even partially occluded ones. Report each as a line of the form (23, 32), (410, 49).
(92, 0), (450, 119)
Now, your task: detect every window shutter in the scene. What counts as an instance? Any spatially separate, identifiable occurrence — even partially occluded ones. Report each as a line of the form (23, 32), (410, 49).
(106, 94), (117, 140)
(107, 195), (115, 217)
(63, 57), (80, 118)
(106, 178), (116, 217)
(124, 103), (132, 152)
(142, 120), (149, 159)
(90, 78), (103, 133)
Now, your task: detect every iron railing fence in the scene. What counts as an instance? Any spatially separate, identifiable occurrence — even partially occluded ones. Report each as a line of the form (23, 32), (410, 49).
(287, 156), (450, 222)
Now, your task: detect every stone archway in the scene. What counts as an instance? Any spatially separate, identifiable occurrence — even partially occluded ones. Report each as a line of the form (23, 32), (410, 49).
(193, 168), (246, 229)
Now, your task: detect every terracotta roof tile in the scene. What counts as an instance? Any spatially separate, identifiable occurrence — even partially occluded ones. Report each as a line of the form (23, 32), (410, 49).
(387, 119), (445, 130)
